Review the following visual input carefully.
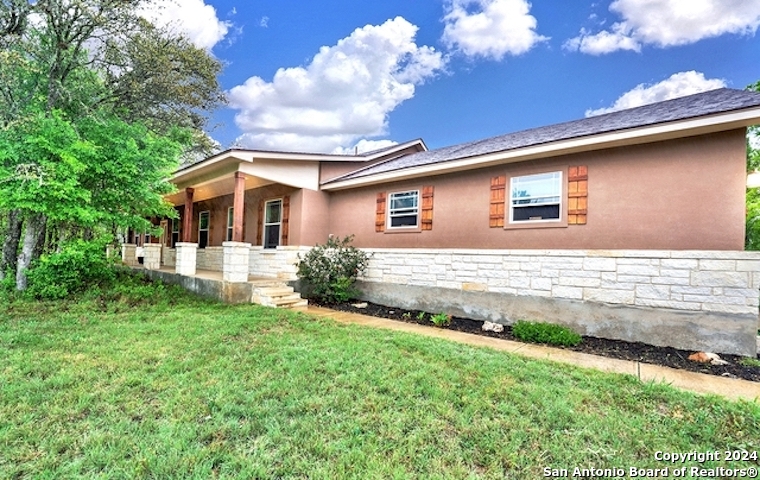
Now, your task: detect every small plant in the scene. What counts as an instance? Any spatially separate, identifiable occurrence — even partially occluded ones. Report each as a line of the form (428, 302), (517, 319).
(296, 235), (371, 304)
(430, 312), (451, 328)
(402, 312), (412, 320)
(512, 320), (582, 347)
(739, 357), (760, 368)
(416, 311), (426, 321)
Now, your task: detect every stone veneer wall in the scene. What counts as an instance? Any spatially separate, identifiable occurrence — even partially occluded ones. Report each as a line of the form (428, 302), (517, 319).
(196, 247), (224, 271)
(356, 249), (760, 356)
(249, 246), (305, 280)
(162, 247), (176, 267)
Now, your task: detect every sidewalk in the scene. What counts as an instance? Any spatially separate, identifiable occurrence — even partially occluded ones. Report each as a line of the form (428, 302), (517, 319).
(306, 306), (760, 402)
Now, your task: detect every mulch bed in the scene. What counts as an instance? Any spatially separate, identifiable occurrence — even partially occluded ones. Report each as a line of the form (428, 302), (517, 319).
(319, 301), (760, 383)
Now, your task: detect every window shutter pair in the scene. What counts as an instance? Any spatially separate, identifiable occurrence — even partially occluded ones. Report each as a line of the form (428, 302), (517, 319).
(568, 166), (588, 225)
(375, 187), (433, 231)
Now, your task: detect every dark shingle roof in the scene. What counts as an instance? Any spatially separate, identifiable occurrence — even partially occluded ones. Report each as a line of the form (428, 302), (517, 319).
(328, 88), (760, 183)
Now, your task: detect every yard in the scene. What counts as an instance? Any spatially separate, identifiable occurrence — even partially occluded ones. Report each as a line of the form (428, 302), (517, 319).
(1, 276), (759, 479)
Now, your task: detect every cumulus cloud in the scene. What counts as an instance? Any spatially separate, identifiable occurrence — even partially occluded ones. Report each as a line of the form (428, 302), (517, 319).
(332, 139), (399, 155)
(565, 0), (760, 55)
(141, 0), (231, 50)
(228, 17), (444, 153)
(585, 71), (727, 116)
(442, 0), (548, 60)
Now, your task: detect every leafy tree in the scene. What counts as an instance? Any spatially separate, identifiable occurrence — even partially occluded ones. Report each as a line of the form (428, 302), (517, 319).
(0, 0), (225, 289)
(747, 81), (760, 250)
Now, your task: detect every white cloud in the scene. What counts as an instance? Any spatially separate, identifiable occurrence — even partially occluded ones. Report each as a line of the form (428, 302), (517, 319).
(585, 71), (727, 116)
(441, 0), (548, 60)
(228, 17), (444, 153)
(565, 0), (760, 55)
(260, 16), (269, 28)
(141, 0), (231, 50)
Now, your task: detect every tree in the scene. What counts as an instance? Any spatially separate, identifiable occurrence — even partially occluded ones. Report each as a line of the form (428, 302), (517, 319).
(0, 0), (225, 289)
(747, 81), (760, 250)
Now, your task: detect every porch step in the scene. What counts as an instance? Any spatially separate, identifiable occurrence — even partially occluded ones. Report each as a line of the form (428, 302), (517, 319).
(252, 282), (308, 310)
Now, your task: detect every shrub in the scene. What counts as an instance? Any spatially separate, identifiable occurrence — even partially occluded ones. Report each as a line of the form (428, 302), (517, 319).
(26, 239), (117, 299)
(430, 312), (451, 328)
(296, 235), (371, 304)
(512, 320), (582, 347)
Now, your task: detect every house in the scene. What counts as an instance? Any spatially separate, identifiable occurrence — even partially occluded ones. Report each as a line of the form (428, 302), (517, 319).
(132, 88), (760, 356)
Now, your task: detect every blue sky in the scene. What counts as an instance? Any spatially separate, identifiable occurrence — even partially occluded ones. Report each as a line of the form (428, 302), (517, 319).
(146, 0), (760, 153)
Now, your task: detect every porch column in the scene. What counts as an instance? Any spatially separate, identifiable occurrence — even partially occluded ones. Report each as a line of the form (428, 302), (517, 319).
(121, 243), (138, 267)
(182, 187), (194, 242)
(223, 241), (251, 282)
(233, 172), (245, 242)
(143, 244), (162, 270)
(175, 243), (198, 276)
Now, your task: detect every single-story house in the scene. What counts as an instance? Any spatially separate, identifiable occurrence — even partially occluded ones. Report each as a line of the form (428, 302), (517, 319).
(130, 88), (760, 356)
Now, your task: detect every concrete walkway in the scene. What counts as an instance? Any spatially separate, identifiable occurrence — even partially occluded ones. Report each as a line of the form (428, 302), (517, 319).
(306, 306), (760, 402)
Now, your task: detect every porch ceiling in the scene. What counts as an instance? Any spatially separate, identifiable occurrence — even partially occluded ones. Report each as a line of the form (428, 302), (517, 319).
(167, 174), (273, 205)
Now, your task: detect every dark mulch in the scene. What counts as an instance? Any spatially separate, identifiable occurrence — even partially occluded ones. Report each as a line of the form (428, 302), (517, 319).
(320, 301), (760, 383)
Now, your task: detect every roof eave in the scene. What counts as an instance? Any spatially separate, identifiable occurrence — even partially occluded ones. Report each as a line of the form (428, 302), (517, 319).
(322, 108), (760, 191)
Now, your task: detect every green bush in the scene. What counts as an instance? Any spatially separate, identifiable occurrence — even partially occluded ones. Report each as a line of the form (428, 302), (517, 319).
(296, 235), (370, 304)
(26, 239), (117, 299)
(512, 320), (582, 347)
(430, 312), (451, 328)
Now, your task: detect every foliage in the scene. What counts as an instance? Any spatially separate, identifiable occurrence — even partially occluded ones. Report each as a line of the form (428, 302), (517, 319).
(746, 81), (760, 250)
(512, 320), (582, 347)
(430, 312), (452, 328)
(739, 357), (760, 368)
(25, 239), (117, 299)
(296, 235), (371, 304)
(1, 293), (759, 477)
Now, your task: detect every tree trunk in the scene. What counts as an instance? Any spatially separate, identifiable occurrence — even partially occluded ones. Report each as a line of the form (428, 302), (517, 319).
(16, 213), (46, 291)
(0, 209), (23, 281)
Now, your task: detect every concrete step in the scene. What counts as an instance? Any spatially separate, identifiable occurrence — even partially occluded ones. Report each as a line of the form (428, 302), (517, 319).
(257, 286), (295, 298)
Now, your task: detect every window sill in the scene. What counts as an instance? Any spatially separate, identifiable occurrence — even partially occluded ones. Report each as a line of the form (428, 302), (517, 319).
(504, 220), (568, 230)
(385, 226), (422, 234)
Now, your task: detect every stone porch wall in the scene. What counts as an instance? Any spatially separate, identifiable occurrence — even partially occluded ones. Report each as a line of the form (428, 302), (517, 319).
(196, 247), (224, 271)
(162, 247), (176, 267)
(249, 246), (306, 280)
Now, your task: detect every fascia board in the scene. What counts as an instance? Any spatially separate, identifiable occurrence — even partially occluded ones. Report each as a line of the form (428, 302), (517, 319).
(322, 109), (760, 191)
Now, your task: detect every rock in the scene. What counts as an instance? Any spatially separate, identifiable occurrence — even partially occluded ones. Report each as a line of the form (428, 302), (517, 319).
(688, 352), (711, 363)
(482, 321), (504, 333)
(688, 351), (730, 366)
(351, 302), (368, 308)
(721, 372), (738, 379)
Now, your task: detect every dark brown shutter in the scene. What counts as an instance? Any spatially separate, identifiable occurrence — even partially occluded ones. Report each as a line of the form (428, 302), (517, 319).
(490, 175), (506, 227)
(421, 186), (434, 230)
(256, 200), (264, 245)
(281, 195), (290, 246)
(376, 192), (386, 232)
(568, 166), (588, 225)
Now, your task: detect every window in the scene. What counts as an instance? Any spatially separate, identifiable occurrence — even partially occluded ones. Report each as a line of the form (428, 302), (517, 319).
(171, 218), (180, 247)
(510, 171), (562, 223)
(226, 207), (234, 242)
(264, 199), (282, 249)
(198, 211), (209, 248)
(388, 190), (419, 228)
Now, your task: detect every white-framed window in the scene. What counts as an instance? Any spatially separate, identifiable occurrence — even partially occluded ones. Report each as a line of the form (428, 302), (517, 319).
(388, 190), (419, 228)
(226, 207), (234, 242)
(198, 210), (210, 248)
(171, 218), (180, 247)
(510, 171), (562, 223)
(263, 199), (282, 249)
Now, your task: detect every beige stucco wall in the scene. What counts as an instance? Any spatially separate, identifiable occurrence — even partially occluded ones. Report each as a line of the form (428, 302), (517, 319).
(326, 130), (747, 250)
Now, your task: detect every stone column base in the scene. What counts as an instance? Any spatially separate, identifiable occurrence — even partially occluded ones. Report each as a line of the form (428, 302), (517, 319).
(175, 242), (198, 276)
(121, 244), (138, 267)
(223, 241), (251, 282)
(143, 244), (162, 270)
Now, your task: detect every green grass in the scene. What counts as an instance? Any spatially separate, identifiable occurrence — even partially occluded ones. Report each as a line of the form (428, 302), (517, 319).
(1, 276), (759, 479)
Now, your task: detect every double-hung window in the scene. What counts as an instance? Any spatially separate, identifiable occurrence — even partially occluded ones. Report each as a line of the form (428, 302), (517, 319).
(510, 171), (562, 223)
(388, 190), (419, 228)
(171, 218), (180, 247)
(226, 207), (234, 242)
(198, 211), (210, 248)
(264, 199), (282, 248)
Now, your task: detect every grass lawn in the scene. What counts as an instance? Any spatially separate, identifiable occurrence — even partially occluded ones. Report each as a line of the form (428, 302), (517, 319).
(1, 276), (759, 479)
